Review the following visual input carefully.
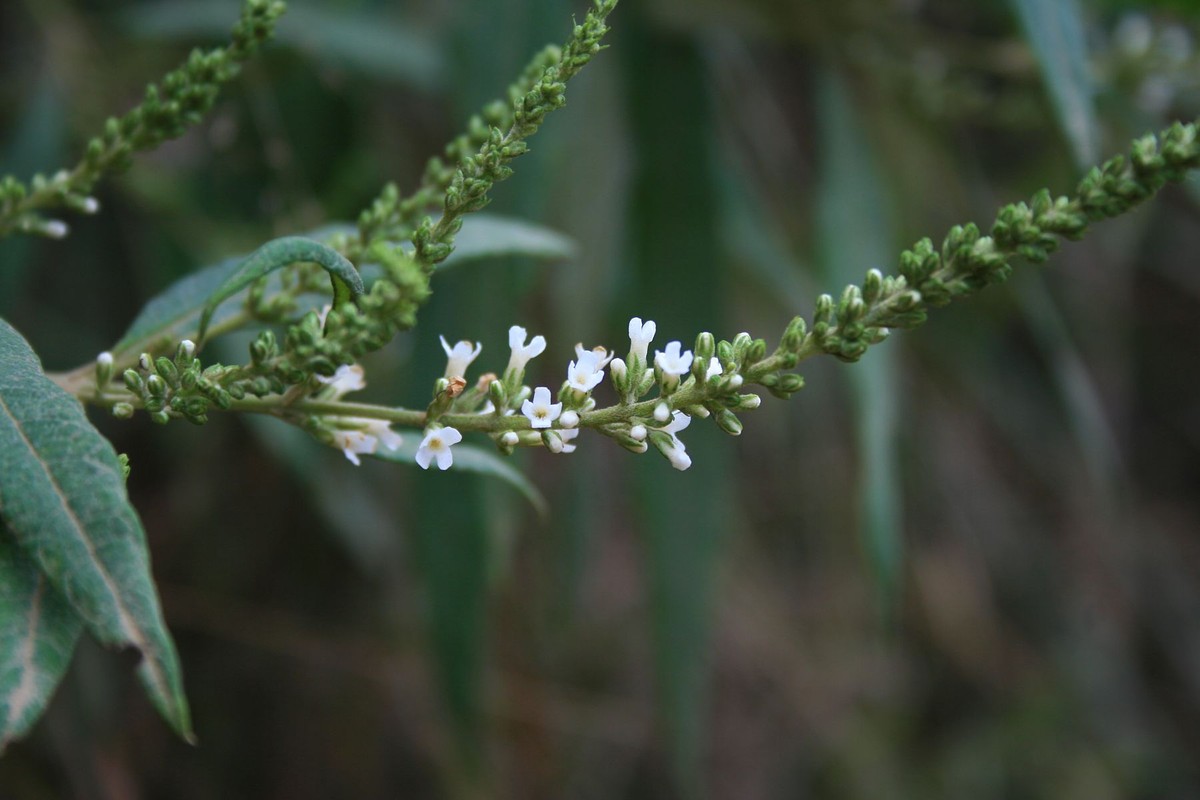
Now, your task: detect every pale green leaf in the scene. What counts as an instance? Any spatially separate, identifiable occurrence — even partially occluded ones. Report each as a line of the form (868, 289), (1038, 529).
(0, 318), (191, 740)
(119, 1), (445, 89)
(197, 236), (363, 343)
(1010, 0), (1099, 169)
(816, 70), (903, 617)
(438, 214), (578, 271)
(0, 526), (82, 752)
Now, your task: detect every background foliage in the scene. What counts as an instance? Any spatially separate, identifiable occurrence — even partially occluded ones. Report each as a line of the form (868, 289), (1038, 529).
(3, 0), (1200, 797)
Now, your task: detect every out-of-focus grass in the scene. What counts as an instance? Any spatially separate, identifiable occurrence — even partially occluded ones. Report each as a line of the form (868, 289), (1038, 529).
(2, 0), (1200, 797)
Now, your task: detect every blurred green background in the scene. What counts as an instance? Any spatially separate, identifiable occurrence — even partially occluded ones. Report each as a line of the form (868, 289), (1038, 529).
(3, 0), (1200, 797)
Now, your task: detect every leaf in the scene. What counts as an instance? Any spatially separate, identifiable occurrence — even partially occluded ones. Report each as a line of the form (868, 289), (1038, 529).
(1010, 0), (1099, 169)
(373, 439), (548, 519)
(0, 317), (191, 740)
(0, 525), (83, 752)
(112, 224), (357, 362)
(119, 1), (445, 90)
(815, 69), (904, 619)
(623, 23), (728, 796)
(437, 214), (578, 271)
(197, 236), (363, 344)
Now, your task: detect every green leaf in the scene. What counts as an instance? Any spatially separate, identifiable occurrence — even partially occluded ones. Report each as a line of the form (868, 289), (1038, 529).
(112, 224), (356, 362)
(373, 439), (548, 519)
(437, 214), (578, 271)
(623, 21), (728, 796)
(815, 69), (904, 619)
(1010, 0), (1099, 169)
(0, 318), (191, 740)
(0, 525), (83, 752)
(197, 236), (363, 344)
(119, 1), (445, 90)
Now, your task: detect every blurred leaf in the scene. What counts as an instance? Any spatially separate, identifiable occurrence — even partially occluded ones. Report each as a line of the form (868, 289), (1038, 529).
(197, 236), (362, 343)
(439, 214), (578, 271)
(1010, 0), (1099, 168)
(411, 473), (489, 775)
(624, 17), (728, 795)
(373, 439), (547, 519)
(0, 526), (83, 752)
(815, 70), (903, 618)
(240, 415), (404, 576)
(0, 318), (190, 741)
(119, 0), (444, 89)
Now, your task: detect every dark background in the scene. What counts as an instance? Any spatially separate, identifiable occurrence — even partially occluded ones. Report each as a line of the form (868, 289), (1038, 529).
(3, 0), (1200, 797)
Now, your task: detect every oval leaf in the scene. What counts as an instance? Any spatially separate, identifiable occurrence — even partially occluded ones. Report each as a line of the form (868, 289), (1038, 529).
(0, 318), (191, 740)
(0, 525), (83, 752)
(197, 236), (364, 344)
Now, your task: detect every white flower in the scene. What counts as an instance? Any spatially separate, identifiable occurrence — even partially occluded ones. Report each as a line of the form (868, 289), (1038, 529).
(415, 426), (463, 470)
(629, 424), (647, 441)
(521, 386), (562, 429)
(559, 410), (580, 429)
(566, 344), (612, 394)
(655, 341), (694, 379)
(317, 364), (366, 396)
(628, 317), (656, 361)
(559, 428), (580, 453)
(706, 357), (723, 379)
(506, 325), (547, 374)
(97, 351), (113, 367)
(440, 336), (482, 379)
(331, 418), (403, 466)
(654, 411), (693, 471)
(501, 431), (520, 446)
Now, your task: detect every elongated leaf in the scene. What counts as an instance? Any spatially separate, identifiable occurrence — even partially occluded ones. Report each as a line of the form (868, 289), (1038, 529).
(373, 439), (548, 518)
(816, 70), (904, 619)
(438, 214), (578, 271)
(113, 224), (357, 362)
(0, 318), (191, 740)
(119, 1), (445, 89)
(623, 22), (728, 796)
(1010, 0), (1099, 169)
(0, 525), (82, 751)
(197, 236), (363, 343)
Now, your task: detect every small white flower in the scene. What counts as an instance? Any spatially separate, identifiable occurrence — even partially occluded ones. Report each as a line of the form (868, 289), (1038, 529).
(566, 344), (612, 394)
(331, 418), (402, 466)
(628, 317), (656, 361)
(317, 364), (366, 396)
(706, 357), (723, 379)
(559, 427), (580, 453)
(179, 340), (196, 360)
(501, 431), (520, 446)
(521, 386), (562, 429)
(415, 426), (463, 470)
(658, 411), (692, 471)
(559, 409), (580, 429)
(42, 220), (68, 239)
(97, 351), (113, 367)
(507, 325), (547, 374)
(655, 341), (694, 379)
(654, 402), (670, 423)
(630, 424), (647, 441)
(440, 336), (482, 379)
